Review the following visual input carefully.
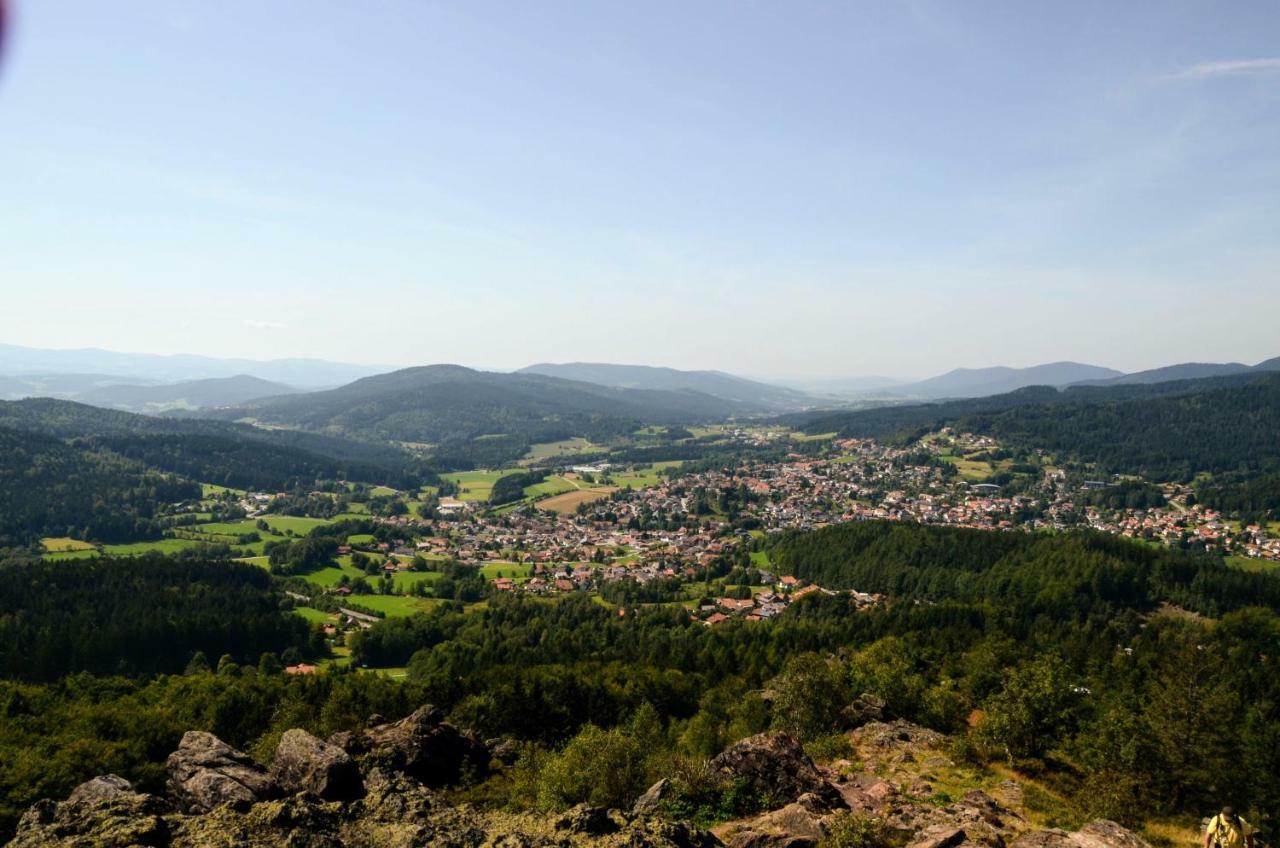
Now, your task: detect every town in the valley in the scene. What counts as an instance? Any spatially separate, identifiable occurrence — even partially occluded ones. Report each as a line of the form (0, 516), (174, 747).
(139, 424), (1275, 652)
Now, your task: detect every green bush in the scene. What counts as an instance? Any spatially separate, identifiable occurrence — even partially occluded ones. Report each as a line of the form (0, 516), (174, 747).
(821, 812), (891, 848)
(535, 724), (649, 810)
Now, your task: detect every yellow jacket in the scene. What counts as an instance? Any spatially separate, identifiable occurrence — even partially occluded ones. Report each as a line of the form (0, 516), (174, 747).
(1207, 814), (1252, 848)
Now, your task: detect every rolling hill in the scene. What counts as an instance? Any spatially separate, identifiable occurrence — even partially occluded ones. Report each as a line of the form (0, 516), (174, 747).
(518, 362), (819, 411)
(0, 398), (432, 494)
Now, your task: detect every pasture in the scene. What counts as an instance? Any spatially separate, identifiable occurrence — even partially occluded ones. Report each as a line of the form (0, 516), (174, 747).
(520, 437), (607, 464)
(352, 594), (439, 617)
(442, 470), (512, 502)
(479, 561), (533, 579)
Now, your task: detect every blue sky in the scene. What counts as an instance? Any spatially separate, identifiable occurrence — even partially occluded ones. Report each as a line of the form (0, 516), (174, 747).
(1, 1), (1278, 378)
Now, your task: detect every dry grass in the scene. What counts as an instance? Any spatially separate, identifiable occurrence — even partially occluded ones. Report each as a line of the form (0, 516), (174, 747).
(537, 488), (617, 514)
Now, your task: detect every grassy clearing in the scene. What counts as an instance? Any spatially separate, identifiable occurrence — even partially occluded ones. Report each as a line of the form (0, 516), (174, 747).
(257, 516), (332, 535)
(102, 538), (207, 556)
(201, 483), (247, 497)
(354, 594), (439, 617)
(480, 562), (533, 579)
(608, 462), (678, 489)
(294, 607), (337, 625)
(789, 431), (836, 442)
(1226, 555), (1280, 574)
(442, 470), (512, 502)
(749, 550), (771, 567)
(524, 476), (577, 498)
(520, 437), (607, 464)
(40, 537), (96, 552)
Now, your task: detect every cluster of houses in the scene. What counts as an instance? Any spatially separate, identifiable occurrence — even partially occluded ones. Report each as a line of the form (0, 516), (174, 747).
(275, 427), (1277, 641)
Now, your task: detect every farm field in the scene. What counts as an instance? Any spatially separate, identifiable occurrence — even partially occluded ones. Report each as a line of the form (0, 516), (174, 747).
(40, 537), (96, 552)
(524, 475), (577, 498)
(538, 487), (616, 514)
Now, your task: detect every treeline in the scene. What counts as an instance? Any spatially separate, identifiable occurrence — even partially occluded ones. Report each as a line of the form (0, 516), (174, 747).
(956, 374), (1280, 482)
(489, 470), (547, 505)
(792, 373), (1280, 484)
(767, 520), (1280, 618)
(0, 428), (200, 547)
(0, 557), (315, 681)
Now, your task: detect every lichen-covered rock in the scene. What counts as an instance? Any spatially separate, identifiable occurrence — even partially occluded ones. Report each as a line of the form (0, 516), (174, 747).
(166, 730), (279, 813)
(710, 733), (843, 810)
(9, 775), (169, 848)
(1013, 821), (1152, 848)
(271, 728), (364, 801)
(329, 705), (489, 788)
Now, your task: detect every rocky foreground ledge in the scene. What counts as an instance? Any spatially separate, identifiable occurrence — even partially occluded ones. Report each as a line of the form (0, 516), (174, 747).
(7, 710), (1154, 848)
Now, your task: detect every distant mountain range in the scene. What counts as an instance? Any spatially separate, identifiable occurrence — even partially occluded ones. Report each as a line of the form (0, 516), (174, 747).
(1070, 356), (1280, 387)
(519, 362), (819, 411)
(76, 375), (298, 413)
(891, 362), (1123, 399)
(0, 343), (386, 387)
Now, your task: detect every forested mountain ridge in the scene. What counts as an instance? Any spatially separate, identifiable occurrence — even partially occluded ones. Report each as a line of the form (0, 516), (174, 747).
(794, 371), (1280, 482)
(200, 364), (745, 445)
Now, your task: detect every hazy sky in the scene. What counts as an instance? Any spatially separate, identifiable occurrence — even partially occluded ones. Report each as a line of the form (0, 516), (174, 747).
(2, 1), (1278, 379)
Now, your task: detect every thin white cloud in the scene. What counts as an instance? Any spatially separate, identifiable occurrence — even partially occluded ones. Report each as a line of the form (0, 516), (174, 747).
(1165, 58), (1280, 81)
(242, 319), (287, 331)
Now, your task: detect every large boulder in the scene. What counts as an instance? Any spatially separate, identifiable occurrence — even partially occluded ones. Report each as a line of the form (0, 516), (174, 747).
(710, 733), (843, 810)
(9, 775), (169, 848)
(328, 705), (488, 787)
(634, 777), (676, 815)
(166, 730), (280, 813)
(271, 728), (364, 801)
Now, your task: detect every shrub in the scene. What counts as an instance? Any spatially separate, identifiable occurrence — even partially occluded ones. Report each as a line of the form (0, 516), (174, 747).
(535, 725), (648, 810)
(821, 812), (891, 848)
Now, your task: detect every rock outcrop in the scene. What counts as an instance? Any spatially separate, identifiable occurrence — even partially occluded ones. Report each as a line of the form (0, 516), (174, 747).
(709, 732), (843, 810)
(270, 728), (364, 801)
(165, 731), (280, 813)
(328, 704), (489, 787)
(9, 711), (720, 848)
(9, 775), (169, 848)
(6, 712), (1154, 848)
